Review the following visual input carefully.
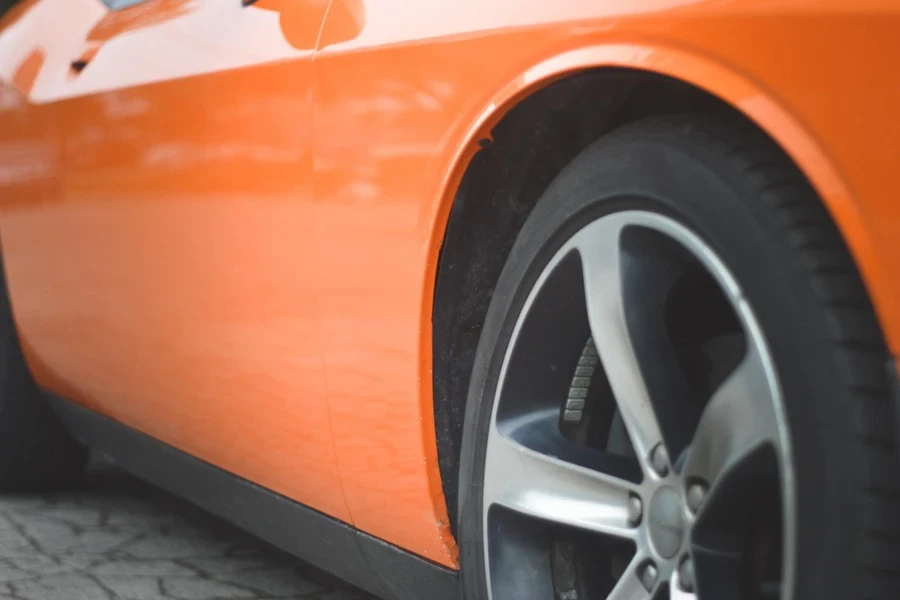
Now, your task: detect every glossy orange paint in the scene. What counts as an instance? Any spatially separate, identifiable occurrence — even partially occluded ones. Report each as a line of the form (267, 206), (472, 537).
(0, 0), (898, 571)
(0, 0), (350, 528)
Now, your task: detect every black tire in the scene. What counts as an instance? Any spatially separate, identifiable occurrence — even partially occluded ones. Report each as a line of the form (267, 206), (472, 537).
(0, 261), (88, 491)
(458, 114), (900, 599)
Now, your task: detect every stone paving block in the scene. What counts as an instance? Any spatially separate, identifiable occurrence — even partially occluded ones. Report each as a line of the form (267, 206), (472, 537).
(0, 465), (377, 600)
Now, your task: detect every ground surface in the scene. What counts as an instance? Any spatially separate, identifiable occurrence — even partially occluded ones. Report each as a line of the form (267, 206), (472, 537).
(0, 463), (377, 600)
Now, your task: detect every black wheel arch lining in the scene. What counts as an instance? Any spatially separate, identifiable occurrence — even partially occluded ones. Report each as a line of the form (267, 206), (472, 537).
(431, 69), (734, 538)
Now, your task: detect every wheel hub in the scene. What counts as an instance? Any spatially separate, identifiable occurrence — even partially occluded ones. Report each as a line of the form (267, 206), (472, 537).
(647, 485), (684, 559)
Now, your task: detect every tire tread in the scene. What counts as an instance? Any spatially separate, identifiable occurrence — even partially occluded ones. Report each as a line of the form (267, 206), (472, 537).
(610, 115), (900, 598)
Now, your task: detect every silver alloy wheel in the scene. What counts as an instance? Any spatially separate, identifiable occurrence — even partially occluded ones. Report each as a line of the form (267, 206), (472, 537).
(482, 210), (795, 599)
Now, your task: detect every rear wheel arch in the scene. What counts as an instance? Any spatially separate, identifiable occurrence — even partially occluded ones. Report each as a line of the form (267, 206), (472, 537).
(428, 58), (887, 538)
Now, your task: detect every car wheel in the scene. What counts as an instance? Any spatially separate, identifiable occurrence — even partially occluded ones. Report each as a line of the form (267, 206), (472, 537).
(0, 259), (87, 491)
(458, 115), (900, 599)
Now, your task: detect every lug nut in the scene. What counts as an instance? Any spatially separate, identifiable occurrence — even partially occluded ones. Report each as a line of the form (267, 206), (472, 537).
(678, 557), (695, 593)
(627, 494), (643, 527)
(686, 481), (708, 514)
(638, 562), (658, 592)
(650, 444), (669, 477)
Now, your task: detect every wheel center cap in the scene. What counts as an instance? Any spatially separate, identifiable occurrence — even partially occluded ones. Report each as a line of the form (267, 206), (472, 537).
(647, 486), (684, 558)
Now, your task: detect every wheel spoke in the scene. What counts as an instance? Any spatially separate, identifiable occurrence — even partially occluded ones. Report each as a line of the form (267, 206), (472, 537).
(683, 345), (780, 489)
(484, 430), (639, 539)
(572, 218), (666, 467)
(607, 554), (655, 600)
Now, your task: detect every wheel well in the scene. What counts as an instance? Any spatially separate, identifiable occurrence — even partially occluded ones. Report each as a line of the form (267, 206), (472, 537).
(432, 69), (751, 536)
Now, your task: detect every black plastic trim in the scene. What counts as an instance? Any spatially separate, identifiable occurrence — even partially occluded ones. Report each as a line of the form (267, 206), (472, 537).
(889, 359), (900, 470)
(46, 394), (460, 600)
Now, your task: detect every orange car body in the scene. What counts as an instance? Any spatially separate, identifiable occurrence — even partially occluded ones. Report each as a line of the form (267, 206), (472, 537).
(0, 0), (898, 582)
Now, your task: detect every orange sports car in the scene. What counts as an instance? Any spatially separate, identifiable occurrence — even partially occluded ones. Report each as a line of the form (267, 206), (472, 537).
(0, 0), (898, 598)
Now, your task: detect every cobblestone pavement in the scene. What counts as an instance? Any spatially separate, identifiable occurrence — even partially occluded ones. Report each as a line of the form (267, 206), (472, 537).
(0, 462), (378, 600)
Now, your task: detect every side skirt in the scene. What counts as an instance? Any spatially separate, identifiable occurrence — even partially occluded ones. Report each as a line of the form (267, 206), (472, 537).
(46, 394), (460, 600)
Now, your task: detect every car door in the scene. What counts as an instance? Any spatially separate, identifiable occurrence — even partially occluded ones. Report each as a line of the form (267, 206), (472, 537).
(0, 0), (349, 522)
